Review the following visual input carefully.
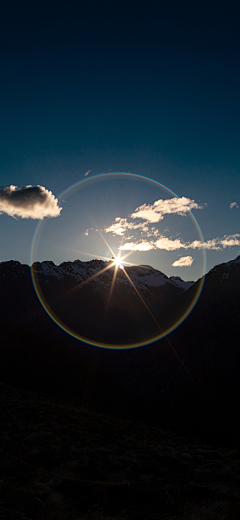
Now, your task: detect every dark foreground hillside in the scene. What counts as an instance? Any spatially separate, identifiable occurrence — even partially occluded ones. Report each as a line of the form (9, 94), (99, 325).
(1, 256), (240, 449)
(1, 382), (240, 520)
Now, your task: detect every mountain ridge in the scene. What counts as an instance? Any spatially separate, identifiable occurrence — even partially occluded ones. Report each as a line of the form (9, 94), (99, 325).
(30, 258), (194, 292)
(0, 258), (197, 346)
(1, 254), (240, 445)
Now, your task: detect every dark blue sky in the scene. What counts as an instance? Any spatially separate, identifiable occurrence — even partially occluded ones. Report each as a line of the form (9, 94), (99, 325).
(0, 1), (240, 276)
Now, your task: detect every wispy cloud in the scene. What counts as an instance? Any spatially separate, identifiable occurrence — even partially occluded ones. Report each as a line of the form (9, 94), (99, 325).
(190, 234), (240, 250)
(105, 217), (150, 236)
(119, 241), (155, 251)
(82, 228), (93, 236)
(130, 197), (206, 223)
(105, 218), (129, 236)
(119, 234), (240, 252)
(172, 256), (194, 267)
(119, 236), (187, 251)
(105, 196), (206, 239)
(155, 236), (188, 251)
(0, 185), (62, 219)
(230, 201), (239, 209)
(119, 235), (191, 251)
(104, 195), (239, 256)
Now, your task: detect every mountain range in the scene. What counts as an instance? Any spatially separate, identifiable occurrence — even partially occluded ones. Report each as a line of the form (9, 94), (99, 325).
(0, 258), (195, 346)
(1, 255), (240, 446)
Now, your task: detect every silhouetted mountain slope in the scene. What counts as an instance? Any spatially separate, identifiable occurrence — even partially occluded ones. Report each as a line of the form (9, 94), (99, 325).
(32, 259), (193, 345)
(2, 382), (240, 520)
(0, 321), (148, 425)
(90, 256), (240, 444)
(0, 256), (240, 446)
(0, 259), (193, 346)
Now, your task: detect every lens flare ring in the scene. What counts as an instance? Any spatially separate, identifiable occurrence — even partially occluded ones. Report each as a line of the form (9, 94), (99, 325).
(30, 172), (206, 350)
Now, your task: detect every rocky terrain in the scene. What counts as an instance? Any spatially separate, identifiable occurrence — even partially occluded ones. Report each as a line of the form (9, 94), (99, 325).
(1, 381), (240, 520)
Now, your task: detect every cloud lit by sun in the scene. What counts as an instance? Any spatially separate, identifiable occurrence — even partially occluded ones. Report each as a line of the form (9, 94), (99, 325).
(103, 195), (240, 255)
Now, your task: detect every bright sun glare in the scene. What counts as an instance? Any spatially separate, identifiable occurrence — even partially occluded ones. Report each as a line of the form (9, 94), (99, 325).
(113, 256), (123, 269)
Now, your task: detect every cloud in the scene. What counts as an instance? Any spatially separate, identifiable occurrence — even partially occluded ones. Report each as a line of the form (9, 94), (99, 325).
(172, 256), (194, 267)
(119, 236), (187, 251)
(219, 235), (240, 247)
(84, 170), (91, 177)
(105, 217), (150, 236)
(190, 234), (240, 250)
(130, 197), (206, 223)
(105, 195), (239, 255)
(105, 196), (206, 237)
(154, 236), (188, 251)
(82, 228), (93, 236)
(119, 240), (155, 251)
(119, 234), (240, 252)
(230, 202), (239, 209)
(105, 218), (129, 236)
(0, 185), (62, 219)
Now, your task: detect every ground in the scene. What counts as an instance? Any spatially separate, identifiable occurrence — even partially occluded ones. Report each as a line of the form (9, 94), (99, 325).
(1, 382), (240, 519)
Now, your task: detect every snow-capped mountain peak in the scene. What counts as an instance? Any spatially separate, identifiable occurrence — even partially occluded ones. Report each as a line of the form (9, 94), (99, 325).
(31, 259), (193, 293)
(169, 276), (195, 290)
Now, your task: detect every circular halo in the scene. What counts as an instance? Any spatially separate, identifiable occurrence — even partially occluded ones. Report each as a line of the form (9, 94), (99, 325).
(31, 172), (206, 349)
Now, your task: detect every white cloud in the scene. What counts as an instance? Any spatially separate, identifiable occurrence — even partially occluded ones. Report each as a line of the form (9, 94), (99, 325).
(172, 256), (194, 267)
(230, 202), (239, 209)
(105, 217), (128, 236)
(82, 227), (94, 236)
(105, 217), (150, 236)
(0, 185), (62, 219)
(119, 241), (155, 251)
(105, 195), (239, 255)
(144, 227), (161, 238)
(119, 234), (240, 252)
(120, 236), (189, 252)
(219, 234), (240, 248)
(189, 239), (212, 250)
(130, 197), (206, 223)
(190, 234), (240, 250)
(154, 236), (188, 251)
(104, 197), (206, 242)
(105, 196), (206, 236)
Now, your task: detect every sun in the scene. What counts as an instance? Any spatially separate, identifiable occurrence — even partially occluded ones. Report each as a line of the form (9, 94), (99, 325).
(113, 256), (124, 269)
